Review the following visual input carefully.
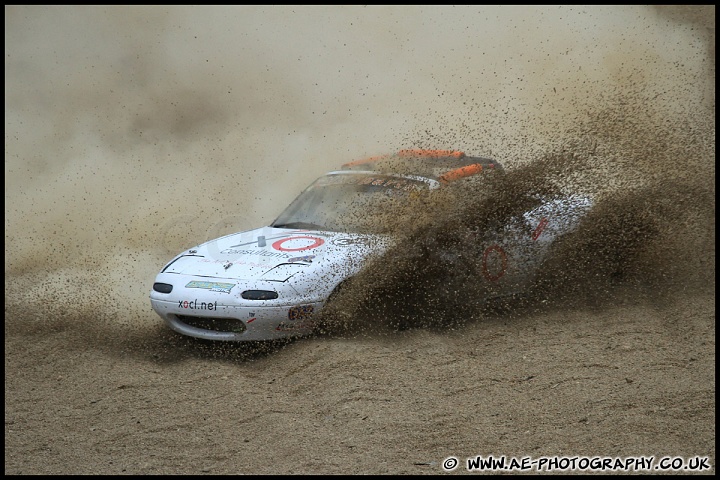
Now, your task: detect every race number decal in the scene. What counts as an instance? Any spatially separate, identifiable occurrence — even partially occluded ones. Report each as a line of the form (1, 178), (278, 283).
(532, 217), (549, 241)
(482, 245), (508, 281)
(272, 235), (325, 252)
(332, 237), (370, 246)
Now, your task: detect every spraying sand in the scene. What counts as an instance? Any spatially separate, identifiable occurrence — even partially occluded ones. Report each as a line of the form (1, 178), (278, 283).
(5, 5), (714, 474)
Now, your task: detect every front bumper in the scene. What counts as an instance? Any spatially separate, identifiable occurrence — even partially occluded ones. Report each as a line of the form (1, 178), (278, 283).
(149, 273), (321, 341)
(151, 297), (319, 341)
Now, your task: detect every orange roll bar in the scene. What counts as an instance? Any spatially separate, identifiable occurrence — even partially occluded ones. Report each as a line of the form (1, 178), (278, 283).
(341, 154), (390, 169)
(438, 163), (483, 183)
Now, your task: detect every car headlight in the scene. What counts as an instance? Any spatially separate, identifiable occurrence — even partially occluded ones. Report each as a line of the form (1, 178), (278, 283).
(241, 290), (279, 300)
(153, 282), (173, 294)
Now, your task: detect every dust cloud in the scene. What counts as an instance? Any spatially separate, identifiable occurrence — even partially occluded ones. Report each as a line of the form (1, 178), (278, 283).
(4, 6), (715, 474)
(5, 6), (713, 327)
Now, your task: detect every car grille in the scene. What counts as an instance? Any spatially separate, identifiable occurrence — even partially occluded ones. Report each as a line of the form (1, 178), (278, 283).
(175, 315), (247, 334)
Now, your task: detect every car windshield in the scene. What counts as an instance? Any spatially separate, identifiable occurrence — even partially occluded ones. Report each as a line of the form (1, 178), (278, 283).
(272, 172), (432, 234)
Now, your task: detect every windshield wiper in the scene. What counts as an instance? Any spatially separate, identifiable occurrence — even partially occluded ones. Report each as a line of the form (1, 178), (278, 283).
(272, 221), (329, 231)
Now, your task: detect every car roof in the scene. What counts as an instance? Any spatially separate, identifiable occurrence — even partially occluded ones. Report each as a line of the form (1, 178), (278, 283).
(340, 149), (503, 184)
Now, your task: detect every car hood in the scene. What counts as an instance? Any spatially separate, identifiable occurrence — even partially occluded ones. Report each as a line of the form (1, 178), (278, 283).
(162, 226), (387, 282)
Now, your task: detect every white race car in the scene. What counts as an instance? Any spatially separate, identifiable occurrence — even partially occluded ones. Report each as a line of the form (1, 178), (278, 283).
(150, 149), (591, 341)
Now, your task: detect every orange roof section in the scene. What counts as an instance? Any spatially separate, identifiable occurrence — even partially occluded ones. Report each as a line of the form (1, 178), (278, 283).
(340, 154), (391, 169)
(438, 163), (483, 183)
(342, 149), (466, 169)
(341, 149), (491, 183)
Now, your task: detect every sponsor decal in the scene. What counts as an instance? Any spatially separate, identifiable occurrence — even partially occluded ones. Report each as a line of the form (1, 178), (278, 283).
(332, 237), (370, 247)
(177, 299), (218, 310)
(272, 236), (325, 252)
(220, 248), (291, 258)
(185, 281), (235, 294)
(482, 245), (508, 281)
(288, 254), (316, 263)
(229, 232), (327, 249)
(288, 304), (314, 321)
(532, 217), (549, 241)
(231, 234), (291, 248)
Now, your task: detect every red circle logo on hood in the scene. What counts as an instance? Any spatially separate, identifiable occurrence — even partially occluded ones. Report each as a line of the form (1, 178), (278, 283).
(272, 236), (325, 252)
